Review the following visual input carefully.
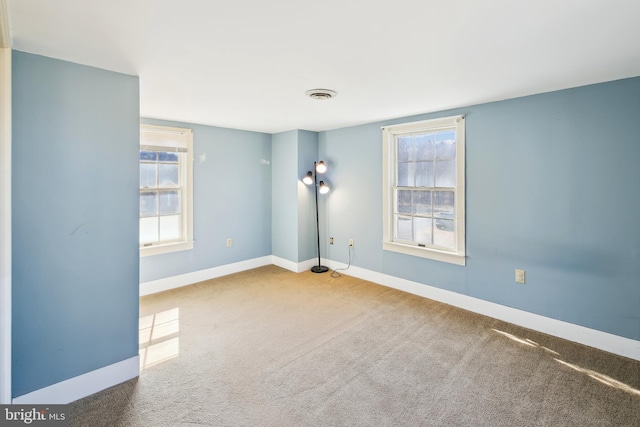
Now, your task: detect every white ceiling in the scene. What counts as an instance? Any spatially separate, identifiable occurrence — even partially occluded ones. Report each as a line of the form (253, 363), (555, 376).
(7, 0), (640, 134)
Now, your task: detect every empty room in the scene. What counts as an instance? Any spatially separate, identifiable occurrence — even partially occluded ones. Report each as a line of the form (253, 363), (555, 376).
(1, 1), (639, 426)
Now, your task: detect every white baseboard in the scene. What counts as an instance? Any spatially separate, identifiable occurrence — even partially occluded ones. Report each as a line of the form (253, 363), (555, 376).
(271, 256), (300, 272)
(325, 260), (640, 361)
(140, 256), (272, 296)
(141, 256), (318, 296)
(271, 256), (317, 273)
(12, 356), (139, 404)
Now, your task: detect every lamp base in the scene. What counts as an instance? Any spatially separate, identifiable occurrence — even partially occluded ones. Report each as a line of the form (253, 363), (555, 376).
(311, 265), (329, 273)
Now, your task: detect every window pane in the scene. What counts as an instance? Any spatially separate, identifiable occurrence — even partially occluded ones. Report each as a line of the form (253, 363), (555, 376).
(397, 136), (414, 161)
(159, 191), (180, 215)
(415, 133), (434, 160)
(397, 162), (414, 187)
(415, 161), (434, 187)
(140, 164), (157, 189)
(140, 217), (158, 244)
(395, 189), (412, 214)
(140, 151), (157, 161)
(413, 190), (432, 216)
(414, 217), (433, 245)
(435, 160), (455, 187)
(434, 219), (455, 248)
(433, 191), (454, 217)
(435, 132), (456, 159)
(384, 117), (464, 259)
(159, 164), (179, 187)
(395, 215), (412, 241)
(140, 192), (158, 216)
(158, 151), (179, 162)
(160, 215), (181, 241)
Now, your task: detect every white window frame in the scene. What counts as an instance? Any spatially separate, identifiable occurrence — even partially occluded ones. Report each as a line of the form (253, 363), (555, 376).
(140, 124), (194, 257)
(382, 115), (465, 266)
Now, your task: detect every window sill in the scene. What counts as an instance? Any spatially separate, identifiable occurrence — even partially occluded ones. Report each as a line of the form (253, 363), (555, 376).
(383, 241), (465, 266)
(140, 240), (194, 257)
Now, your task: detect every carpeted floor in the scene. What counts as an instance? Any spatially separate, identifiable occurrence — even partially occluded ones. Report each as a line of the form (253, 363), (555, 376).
(70, 265), (640, 426)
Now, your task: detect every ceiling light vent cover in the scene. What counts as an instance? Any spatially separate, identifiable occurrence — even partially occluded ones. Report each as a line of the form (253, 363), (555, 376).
(306, 89), (337, 100)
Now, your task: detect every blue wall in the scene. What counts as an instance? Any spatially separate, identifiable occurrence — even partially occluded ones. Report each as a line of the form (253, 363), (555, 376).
(272, 130), (299, 262)
(139, 118), (272, 283)
(271, 129), (319, 264)
(321, 77), (640, 341)
(11, 52), (140, 397)
(297, 130), (319, 262)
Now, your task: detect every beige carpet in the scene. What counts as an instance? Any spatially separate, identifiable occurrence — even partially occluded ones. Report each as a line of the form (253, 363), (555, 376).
(70, 265), (640, 426)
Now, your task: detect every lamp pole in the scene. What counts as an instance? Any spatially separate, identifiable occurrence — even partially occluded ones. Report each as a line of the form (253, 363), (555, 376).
(309, 161), (328, 273)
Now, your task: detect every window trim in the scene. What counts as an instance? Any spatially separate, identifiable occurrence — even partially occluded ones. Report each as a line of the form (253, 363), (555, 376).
(140, 124), (194, 257)
(382, 115), (466, 266)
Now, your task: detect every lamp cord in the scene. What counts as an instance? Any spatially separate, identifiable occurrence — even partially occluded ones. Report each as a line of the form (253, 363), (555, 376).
(331, 244), (352, 278)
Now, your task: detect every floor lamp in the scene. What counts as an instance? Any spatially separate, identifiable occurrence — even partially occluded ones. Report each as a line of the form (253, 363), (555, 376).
(303, 161), (330, 273)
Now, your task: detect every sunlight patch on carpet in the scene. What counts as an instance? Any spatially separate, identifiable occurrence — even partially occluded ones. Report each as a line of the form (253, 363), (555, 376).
(139, 307), (180, 371)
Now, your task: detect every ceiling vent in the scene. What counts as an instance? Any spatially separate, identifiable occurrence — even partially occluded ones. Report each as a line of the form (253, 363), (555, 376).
(305, 89), (337, 100)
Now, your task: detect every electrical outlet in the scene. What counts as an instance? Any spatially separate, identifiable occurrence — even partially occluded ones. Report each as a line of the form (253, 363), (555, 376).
(349, 239), (354, 247)
(329, 237), (334, 245)
(226, 238), (233, 247)
(515, 269), (525, 284)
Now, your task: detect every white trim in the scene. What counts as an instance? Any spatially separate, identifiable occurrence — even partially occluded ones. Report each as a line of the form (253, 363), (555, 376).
(271, 256), (301, 272)
(381, 115), (465, 133)
(12, 356), (139, 404)
(140, 124), (191, 150)
(324, 260), (640, 361)
(382, 241), (466, 266)
(140, 256), (322, 296)
(140, 256), (272, 296)
(139, 124), (194, 255)
(0, 0), (10, 49)
(382, 115), (466, 265)
(0, 46), (11, 404)
(271, 256), (317, 273)
(140, 240), (193, 257)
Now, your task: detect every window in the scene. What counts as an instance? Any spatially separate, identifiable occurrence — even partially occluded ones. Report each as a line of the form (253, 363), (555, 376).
(140, 124), (193, 256)
(382, 115), (465, 265)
